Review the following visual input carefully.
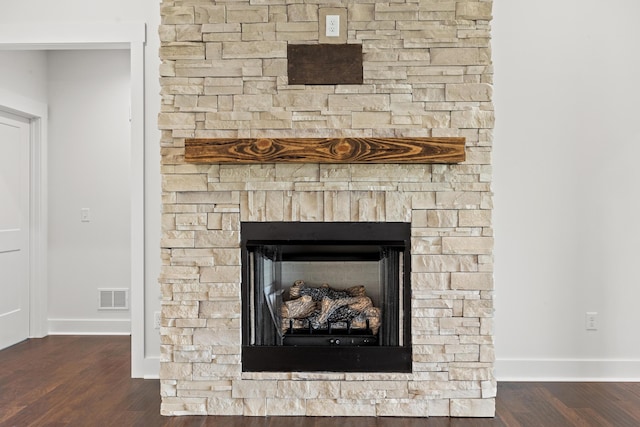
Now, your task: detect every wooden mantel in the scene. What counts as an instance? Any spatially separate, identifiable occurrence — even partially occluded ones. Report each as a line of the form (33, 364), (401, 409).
(184, 137), (465, 164)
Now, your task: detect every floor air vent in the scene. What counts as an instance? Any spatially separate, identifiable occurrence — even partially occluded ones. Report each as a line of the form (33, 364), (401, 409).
(98, 289), (129, 310)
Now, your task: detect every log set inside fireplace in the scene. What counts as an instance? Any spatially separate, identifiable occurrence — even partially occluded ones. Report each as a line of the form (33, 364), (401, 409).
(280, 280), (381, 346)
(241, 222), (412, 372)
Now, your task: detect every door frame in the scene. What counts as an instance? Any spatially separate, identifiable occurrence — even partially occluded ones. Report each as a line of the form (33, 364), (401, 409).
(0, 92), (47, 340)
(0, 22), (147, 377)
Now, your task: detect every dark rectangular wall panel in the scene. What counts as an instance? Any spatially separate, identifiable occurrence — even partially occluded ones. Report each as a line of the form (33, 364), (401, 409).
(288, 44), (363, 85)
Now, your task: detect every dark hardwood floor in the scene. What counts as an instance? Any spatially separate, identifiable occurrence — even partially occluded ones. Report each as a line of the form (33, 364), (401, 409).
(1, 336), (639, 426)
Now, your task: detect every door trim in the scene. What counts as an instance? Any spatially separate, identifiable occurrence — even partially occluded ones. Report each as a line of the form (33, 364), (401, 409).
(0, 22), (149, 377)
(0, 91), (48, 339)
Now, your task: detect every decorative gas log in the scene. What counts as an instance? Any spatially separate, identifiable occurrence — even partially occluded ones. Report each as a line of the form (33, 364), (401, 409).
(281, 295), (315, 319)
(281, 280), (381, 335)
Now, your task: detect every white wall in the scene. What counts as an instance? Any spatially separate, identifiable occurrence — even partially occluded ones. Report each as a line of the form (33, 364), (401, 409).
(0, 51), (48, 102)
(493, 0), (640, 379)
(46, 50), (131, 333)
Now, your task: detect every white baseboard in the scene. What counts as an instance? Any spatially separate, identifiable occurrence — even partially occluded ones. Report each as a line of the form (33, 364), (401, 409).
(47, 318), (131, 335)
(496, 358), (640, 381)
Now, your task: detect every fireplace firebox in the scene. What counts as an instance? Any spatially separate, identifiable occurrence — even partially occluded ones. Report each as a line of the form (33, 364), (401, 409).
(241, 222), (411, 372)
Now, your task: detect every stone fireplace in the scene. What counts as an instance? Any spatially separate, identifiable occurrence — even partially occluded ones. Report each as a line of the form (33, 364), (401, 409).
(159, 0), (495, 418)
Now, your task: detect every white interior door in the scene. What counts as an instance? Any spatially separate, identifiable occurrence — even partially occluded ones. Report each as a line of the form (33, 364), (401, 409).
(0, 110), (30, 350)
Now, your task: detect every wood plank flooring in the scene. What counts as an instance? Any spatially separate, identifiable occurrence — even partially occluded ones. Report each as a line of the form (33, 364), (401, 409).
(1, 336), (639, 426)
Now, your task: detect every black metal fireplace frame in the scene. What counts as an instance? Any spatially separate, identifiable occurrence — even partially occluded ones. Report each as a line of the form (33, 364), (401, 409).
(240, 222), (412, 372)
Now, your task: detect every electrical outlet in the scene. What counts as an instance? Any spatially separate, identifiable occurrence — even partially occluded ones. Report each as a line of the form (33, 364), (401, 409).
(326, 15), (340, 37)
(585, 312), (598, 330)
(154, 311), (161, 329)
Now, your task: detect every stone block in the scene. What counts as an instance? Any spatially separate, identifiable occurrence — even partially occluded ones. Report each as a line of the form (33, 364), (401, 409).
(427, 209), (458, 227)
(161, 230), (195, 249)
(446, 83), (492, 101)
(160, 266), (200, 281)
(195, 6), (225, 24)
(193, 328), (240, 346)
(159, 25), (177, 43)
(375, 3), (419, 21)
(193, 361), (242, 380)
(158, 112), (197, 130)
(242, 398), (266, 416)
(352, 380), (408, 399)
(376, 399), (429, 417)
(194, 230), (240, 248)
(385, 192), (412, 222)
(442, 237), (493, 255)
(227, 6), (269, 24)
(160, 362), (192, 381)
(451, 109), (494, 131)
(231, 380), (278, 399)
(163, 174), (208, 192)
(207, 397), (244, 415)
(213, 248), (240, 266)
(411, 236), (442, 255)
(200, 265), (242, 283)
(348, 3), (375, 21)
(451, 272), (493, 290)
(328, 94), (390, 111)
(323, 191), (351, 221)
(265, 398), (307, 416)
(306, 381), (341, 399)
(352, 111), (392, 128)
(422, 112), (451, 128)
(458, 209), (492, 227)
(273, 92), (328, 109)
(430, 48), (488, 66)
(456, 2), (493, 20)
(306, 399), (376, 417)
(161, 397), (207, 416)
(429, 398), (451, 416)
(413, 255), (478, 273)
(173, 348), (213, 363)
(199, 300), (241, 319)
(222, 41), (287, 59)
(176, 25), (203, 42)
(160, 44), (205, 60)
(412, 272), (450, 291)
(480, 345), (495, 364)
(435, 191), (481, 209)
(481, 379), (497, 398)
(287, 4), (318, 21)
(450, 398), (495, 417)
(161, 6), (194, 25)
(463, 300), (493, 318)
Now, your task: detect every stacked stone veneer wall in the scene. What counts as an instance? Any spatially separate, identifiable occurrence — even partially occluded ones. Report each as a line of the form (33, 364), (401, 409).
(159, 0), (495, 418)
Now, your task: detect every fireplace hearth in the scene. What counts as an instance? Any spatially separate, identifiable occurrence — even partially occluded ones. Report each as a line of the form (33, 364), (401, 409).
(241, 222), (411, 372)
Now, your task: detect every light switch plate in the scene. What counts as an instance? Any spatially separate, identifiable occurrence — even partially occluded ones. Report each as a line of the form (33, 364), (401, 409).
(81, 207), (91, 222)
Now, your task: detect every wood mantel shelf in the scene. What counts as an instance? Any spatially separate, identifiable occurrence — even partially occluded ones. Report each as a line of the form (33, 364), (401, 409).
(184, 137), (465, 164)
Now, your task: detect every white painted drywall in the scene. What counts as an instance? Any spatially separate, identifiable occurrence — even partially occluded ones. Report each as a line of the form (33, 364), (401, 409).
(493, 0), (640, 379)
(46, 49), (131, 333)
(0, 51), (48, 102)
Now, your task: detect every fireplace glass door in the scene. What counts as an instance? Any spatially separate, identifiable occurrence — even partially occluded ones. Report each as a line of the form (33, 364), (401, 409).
(241, 222), (411, 372)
